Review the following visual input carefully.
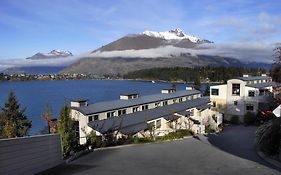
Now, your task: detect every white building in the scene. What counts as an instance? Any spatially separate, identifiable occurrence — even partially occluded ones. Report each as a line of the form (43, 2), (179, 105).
(210, 74), (280, 122)
(71, 88), (222, 144)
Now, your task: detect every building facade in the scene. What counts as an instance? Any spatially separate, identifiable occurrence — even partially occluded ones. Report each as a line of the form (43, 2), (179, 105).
(71, 88), (222, 144)
(210, 74), (280, 122)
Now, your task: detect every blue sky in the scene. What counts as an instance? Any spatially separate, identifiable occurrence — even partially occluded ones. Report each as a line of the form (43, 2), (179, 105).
(0, 0), (281, 59)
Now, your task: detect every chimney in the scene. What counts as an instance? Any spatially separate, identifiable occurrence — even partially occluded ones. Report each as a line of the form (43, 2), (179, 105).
(120, 93), (139, 100)
(70, 99), (88, 107)
(161, 88), (176, 94)
(186, 87), (194, 90)
(261, 74), (267, 77)
(243, 75), (249, 77)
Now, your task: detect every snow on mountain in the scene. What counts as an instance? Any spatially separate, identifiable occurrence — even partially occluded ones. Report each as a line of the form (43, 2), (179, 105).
(142, 28), (200, 43)
(26, 50), (73, 60)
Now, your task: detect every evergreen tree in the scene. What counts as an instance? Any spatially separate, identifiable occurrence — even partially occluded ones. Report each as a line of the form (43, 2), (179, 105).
(204, 84), (210, 96)
(193, 77), (201, 91)
(0, 91), (32, 138)
(58, 104), (76, 159)
(272, 44), (281, 83)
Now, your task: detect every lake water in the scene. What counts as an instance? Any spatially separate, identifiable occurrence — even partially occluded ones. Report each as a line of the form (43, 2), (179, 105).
(0, 80), (208, 135)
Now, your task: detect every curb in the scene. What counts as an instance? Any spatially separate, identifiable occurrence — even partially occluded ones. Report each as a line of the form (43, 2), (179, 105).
(66, 149), (93, 163)
(257, 151), (281, 170)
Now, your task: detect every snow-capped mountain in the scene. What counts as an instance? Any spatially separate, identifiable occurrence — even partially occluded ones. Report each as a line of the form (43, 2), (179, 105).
(26, 50), (73, 60)
(94, 28), (212, 53)
(142, 28), (200, 43)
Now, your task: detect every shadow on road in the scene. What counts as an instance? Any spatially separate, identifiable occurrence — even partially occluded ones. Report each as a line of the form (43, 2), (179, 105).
(206, 125), (281, 171)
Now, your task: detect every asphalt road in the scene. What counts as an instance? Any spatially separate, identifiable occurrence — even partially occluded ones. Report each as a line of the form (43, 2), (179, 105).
(39, 126), (281, 175)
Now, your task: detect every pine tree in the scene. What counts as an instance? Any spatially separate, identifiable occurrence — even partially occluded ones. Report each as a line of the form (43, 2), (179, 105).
(193, 77), (201, 91)
(58, 104), (76, 159)
(204, 84), (210, 96)
(0, 91), (32, 138)
(272, 44), (281, 83)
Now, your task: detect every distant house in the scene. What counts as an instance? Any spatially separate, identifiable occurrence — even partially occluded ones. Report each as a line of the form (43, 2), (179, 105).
(210, 74), (280, 122)
(71, 88), (222, 144)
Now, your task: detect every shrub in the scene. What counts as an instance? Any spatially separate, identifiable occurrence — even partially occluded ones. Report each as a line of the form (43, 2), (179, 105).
(86, 131), (103, 149)
(156, 129), (193, 141)
(230, 115), (239, 124)
(205, 126), (215, 134)
(244, 112), (256, 126)
(256, 119), (281, 155)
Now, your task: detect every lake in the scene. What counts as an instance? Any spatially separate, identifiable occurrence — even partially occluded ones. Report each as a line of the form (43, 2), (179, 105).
(0, 80), (208, 135)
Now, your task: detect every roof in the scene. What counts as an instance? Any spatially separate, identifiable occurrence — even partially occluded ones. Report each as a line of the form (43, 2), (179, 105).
(88, 97), (210, 135)
(246, 82), (280, 89)
(176, 110), (191, 117)
(237, 76), (271, 81)
(73, 89), (200, 115)
(196, 104), (211, 111)
(120, 92), (139, 96)
(71, 99), (88, 102)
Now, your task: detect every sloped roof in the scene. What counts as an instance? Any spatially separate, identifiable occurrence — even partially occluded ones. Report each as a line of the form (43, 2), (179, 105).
(88, 97), (210, 135)
(73, 90), (200, 115)
(237, 76), (271, 81)
(246, 82), (280, 89)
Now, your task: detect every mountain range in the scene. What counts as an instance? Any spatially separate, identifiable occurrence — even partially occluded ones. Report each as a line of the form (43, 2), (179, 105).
(26, 50), (73, 60)
(2, 29), (272, 75)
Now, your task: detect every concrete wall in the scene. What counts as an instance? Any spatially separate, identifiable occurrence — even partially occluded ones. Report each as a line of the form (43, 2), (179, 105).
(0, 134), (62, 175)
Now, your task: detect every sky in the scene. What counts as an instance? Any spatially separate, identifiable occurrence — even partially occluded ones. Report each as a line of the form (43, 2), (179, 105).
(0, 0), (281, 60)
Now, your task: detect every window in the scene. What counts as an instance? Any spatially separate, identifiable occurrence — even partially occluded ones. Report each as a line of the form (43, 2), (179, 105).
(248, 90), (255, 97)
(156, 119), (161, 129)
(118, 110), (126, 116)
(132, 107), (139, 112)
(142, 105), (148, 110)
(107, 111), (116, 118)
(213, 101), (216, 108)
(232, 84), (240, 96)
(190, 109), (194, 116)
(211, 89), (219, 95)
(246, 104), (254, 111)
(155, 102), (160, 107)
(148, 121), (155, 129)
(89, 116), (93, 122)
(234, 101), (238, 106)
(94, 115), (99, 121)
(163, 101), (168, 106)
(179, 98), (183, 102)
(173, 99), (177, 103)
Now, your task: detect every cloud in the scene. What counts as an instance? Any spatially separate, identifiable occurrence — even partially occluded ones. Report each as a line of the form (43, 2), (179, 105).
(0, 53), (89, 71)
(89, 43), (275, 63)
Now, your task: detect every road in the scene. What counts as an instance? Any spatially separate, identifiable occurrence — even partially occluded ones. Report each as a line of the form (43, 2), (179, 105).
(39, 126), (281, 175)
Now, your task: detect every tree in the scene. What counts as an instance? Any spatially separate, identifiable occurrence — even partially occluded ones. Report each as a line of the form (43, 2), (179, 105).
(193, 77), (201, 91)
(0, 91), (32, 138)
(272, 44), (281, 83)
(42, 104), (57, 134)
(58, 104), (77, 159)
(204, 84), (210, 96)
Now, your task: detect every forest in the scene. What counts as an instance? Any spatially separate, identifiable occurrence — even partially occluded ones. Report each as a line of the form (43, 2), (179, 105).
(123, 66), (267, 82)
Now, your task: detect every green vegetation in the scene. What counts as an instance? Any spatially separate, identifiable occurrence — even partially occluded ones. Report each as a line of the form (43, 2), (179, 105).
(123, 66), (266, 82)
(256, 119), (281, 156)
(0, 92), (32, 139)
(271, 44), (281, 83)
(156, 129), (194, 141)
(244, 112), (257, 126)
(230, 115), (240, 125)
(85, 131), (105, 149)
(58, 104), (77, 159)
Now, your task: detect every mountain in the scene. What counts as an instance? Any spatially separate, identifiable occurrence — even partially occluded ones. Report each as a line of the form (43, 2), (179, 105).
(26, 50), (73, 60)
(62, 28), (271, 75)
(94, 28), (212, 52)
(3, 66), (67, 75)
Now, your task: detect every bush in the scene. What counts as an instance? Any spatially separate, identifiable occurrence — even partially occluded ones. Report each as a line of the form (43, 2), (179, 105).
(230, 115), (240, 124)
(156, 129), (193, 141)
(256, 119), (281, 155)
(86, 131), (104, 149)
(205, 126), (215, 134)
(244, 112), (256, 126)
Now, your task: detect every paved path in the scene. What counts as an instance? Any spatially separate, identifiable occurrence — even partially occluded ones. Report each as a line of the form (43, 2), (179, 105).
(40, 126), (281, 175)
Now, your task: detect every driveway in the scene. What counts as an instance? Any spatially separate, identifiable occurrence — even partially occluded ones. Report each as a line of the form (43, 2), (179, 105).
(39, 126), (280, 175)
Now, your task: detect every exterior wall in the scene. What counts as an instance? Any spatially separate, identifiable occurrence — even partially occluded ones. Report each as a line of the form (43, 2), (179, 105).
(71, 93), (204, 144)
(0, 134), (62, 175)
